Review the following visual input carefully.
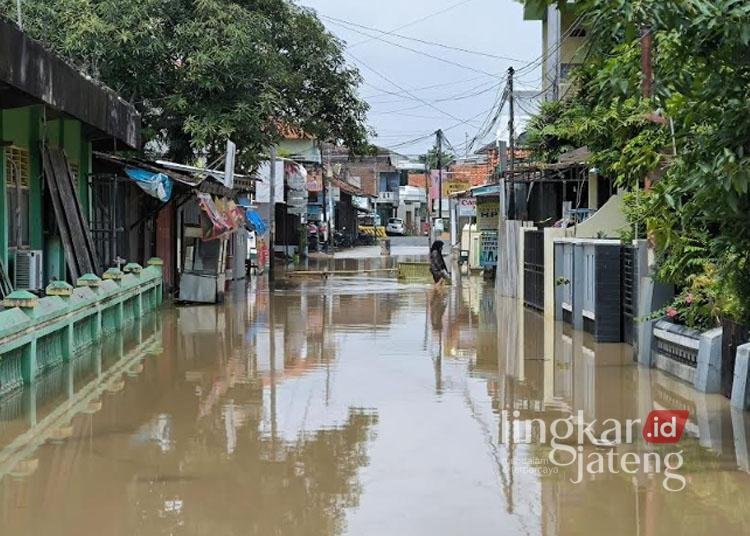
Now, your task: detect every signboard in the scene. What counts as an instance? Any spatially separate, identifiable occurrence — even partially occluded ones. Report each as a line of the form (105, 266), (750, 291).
(255, 161), (284, 203)
(287, 191), (308, 205)
(352, 196), (369, 211)
(285, 162), (307, 190)
(287, 205), (307, 215)
(224, 140), (236, 189)
(458, 198), (477, 217)
(480, 231), (498, 268)
(476, 198), (499, 231)
(331, 186), (341, 202)
(306, 169), (322, 192)
(444, 180), (471, 197)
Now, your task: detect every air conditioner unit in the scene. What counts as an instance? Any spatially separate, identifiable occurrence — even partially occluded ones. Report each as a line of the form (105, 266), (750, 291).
(14, 250), (44, 291)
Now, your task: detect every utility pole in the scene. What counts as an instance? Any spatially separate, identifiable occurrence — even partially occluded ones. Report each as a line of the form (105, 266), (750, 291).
(319, 145), (327, 254)
(268, 146), (277, 283)
(437, 129), (443, 223)
(507, 66), (516, 220)
(425, 167), (431, 248)
(15, 0), (22, 29)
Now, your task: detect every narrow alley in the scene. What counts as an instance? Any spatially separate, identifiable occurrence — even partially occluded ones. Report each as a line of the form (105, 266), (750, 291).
(1, 249), (749, 535)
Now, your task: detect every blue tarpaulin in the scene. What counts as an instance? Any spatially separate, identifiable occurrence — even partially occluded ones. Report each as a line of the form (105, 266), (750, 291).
(245, 209), (267, 234)
(125, 167), (173, 202)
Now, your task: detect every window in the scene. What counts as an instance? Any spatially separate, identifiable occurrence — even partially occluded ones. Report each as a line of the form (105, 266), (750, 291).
(5, 146), (30, 247)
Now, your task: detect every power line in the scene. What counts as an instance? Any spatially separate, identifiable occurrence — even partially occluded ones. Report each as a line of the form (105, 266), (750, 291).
(346, 51), (470, 124)
(321, 14), (529, 64)
(361, 74), (488, 99)
(328, 18), (502, 79)
(374, 105), (500, 152)
(364, 78), (502, 107)
(347, 0), (479, 49)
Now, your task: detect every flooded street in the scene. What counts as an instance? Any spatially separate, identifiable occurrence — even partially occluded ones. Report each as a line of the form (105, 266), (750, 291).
(1, 254), (750, 535)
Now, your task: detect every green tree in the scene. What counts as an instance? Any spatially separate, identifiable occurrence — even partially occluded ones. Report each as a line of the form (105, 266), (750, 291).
(2, 0), (370, 169)
(518, 0), (750, 325)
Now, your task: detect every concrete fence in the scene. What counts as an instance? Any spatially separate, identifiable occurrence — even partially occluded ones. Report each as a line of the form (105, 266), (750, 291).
(0, 260), (163, 395)
(553, 238), (623, 343)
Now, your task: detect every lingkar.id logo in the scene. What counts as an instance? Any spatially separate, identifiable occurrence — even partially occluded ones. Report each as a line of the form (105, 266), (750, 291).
(501, 409), (689, 492)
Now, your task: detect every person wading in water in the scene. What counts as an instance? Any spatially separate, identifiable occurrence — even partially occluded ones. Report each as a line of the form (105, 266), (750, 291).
(429, 240), (451, 287)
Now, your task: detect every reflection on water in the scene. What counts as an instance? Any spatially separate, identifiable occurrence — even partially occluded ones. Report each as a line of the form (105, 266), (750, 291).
(0, 257), (749, 535)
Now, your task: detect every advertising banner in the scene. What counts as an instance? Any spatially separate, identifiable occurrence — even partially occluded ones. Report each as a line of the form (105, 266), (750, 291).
(476, 198), (499, 230)
(458, 198), (477, 217)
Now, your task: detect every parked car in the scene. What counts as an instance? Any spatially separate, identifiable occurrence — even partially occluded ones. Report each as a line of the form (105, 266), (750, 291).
(386, 218), (406, 236)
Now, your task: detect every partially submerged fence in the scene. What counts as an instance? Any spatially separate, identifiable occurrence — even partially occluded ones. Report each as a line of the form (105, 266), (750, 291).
(0, 260), (163, 396)
(523, 230), (545, 312)
(553, 239), (623, 343)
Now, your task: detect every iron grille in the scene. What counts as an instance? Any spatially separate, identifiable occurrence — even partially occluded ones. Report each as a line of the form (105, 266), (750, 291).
(621, 246), (638, 345)
(655, 337), (698, 367)
(523, 230), (545, 311)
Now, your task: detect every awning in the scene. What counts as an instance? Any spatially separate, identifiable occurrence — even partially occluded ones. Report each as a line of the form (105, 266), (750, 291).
(245, 209), (267, 235)
(124, 167), (173, 202)
(472, 184), (503, 197)
(197, 193), (244, 240)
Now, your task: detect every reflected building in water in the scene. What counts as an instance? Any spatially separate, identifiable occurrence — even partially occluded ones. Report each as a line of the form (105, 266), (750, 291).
(0, 283), (380, 536)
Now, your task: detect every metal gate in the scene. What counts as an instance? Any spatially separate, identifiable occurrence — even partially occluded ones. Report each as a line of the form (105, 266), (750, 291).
(722, 319), (749, 398)
(621, 245), (638, 345)
(523, 230), (544, 311)
(89, 174), (128, 269)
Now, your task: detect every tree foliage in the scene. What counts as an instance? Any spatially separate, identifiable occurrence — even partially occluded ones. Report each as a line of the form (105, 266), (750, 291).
(1, 0), (370, 168)
(520, 0), (750, 325)
(419, 143), (455, 170)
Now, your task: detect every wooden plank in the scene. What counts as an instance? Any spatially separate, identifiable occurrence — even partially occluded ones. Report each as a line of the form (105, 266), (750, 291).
(58, 149), (101, 274)
(48, 148), (92, 276)
(46, 147), (103, 276)
(0, 259), (12, 298)
(42, 147), (81, 282)
(50, 148), (94, 273)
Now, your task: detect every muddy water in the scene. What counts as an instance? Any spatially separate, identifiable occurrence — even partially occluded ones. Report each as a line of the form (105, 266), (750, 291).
(1, 261), (750, 535)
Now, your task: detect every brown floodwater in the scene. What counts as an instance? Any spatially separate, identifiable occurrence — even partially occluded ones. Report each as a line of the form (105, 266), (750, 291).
(1, 258), (750, 535)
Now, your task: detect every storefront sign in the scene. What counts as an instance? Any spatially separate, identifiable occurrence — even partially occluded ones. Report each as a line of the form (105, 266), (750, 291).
(458, 198), (477, 217)
(255, 161), (284, 204)
(480, 231), (498, 268)
(306, 169), (323, 192)
(285, 162), (307, 190)
(444, 180), (471, 197)
(331, 186), (341, 202)
(476, 198), (499, 230)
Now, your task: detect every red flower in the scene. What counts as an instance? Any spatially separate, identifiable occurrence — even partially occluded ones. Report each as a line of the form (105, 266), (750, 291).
(666, 307), (679, 319)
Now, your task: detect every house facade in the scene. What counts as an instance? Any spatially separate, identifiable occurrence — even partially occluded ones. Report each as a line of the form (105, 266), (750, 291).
(0, 19), (140, 291)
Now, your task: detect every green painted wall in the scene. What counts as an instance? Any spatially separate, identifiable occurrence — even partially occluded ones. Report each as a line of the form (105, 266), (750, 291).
(0, 112), (6, 269)
(28, 107), (42, 250)
(1, 106), (94, 285)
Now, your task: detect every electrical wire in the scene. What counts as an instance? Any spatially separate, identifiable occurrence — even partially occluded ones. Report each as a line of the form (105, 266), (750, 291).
(365, 78), (502, 107)
(347, 0), (479, 49)
(361, 74), (488, 100)
(347, 51), (473, 124)
(321, 14), (529, 64)
(330, 19), (503, 79)
(375, 104), (501, 151)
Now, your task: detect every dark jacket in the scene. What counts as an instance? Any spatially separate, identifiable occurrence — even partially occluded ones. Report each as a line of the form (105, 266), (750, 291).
(429, 248), (448, 276)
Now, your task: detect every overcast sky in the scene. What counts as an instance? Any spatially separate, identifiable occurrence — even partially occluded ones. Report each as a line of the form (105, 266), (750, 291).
(297, 0), (542, 157)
